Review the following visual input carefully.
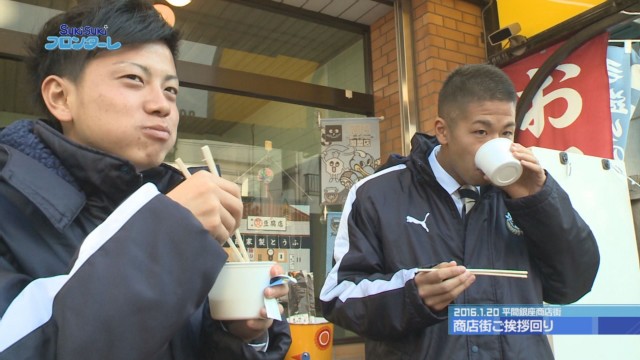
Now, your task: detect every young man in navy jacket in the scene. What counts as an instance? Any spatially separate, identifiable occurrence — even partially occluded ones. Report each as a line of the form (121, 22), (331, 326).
(0, 1), (290, 358)
(321, 64), (599, 359)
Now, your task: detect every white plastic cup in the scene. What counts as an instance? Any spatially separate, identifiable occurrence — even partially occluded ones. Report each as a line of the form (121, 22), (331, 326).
(474, 138), (523, 186)
(208, 261), (274, 320)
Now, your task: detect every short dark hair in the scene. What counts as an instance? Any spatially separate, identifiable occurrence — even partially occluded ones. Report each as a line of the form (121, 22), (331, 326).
(438, 64), (517, 125)
(26, 0), (181, 120)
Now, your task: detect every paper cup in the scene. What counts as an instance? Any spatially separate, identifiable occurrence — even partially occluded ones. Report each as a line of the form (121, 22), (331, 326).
(208, 261), (274, 320)
(474, 138), (523, 186)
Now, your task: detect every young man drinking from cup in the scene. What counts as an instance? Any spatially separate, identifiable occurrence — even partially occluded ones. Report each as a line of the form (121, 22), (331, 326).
(320, 63), (600, 359)
(0, 1), (289, 358)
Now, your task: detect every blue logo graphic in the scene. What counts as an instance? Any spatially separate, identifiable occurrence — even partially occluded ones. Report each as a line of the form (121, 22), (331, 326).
(45, 24), (121, 51)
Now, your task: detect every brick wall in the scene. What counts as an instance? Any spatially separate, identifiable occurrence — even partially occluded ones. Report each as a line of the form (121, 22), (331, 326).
(370, 0), (485, 160)
(370, 9), (400, 162)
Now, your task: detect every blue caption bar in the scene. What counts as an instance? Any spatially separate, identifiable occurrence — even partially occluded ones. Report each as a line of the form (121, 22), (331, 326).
(448, 305), (640, 335)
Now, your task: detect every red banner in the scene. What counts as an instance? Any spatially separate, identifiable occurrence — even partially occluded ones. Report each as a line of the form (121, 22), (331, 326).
(502, 33), (612, 158)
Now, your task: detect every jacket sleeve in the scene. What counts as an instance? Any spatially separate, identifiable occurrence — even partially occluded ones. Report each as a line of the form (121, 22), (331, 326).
(0, 246), (30, 317)
(0, 184), (228, 360)
(200, 306), (292, 360)
(319, 185), (446, 341)
(505, 173), (600, 304)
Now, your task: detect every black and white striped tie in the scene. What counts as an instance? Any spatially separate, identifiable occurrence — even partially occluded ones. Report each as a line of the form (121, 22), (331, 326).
(458, 185), (479, 217)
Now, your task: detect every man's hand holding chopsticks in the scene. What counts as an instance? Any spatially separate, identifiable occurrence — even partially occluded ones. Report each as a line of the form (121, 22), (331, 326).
(414, 261), (476, 312)
(167, 170), (243, 244)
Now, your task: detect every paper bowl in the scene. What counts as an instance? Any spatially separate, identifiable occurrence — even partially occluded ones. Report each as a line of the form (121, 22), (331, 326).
(208, 261), (274, 320)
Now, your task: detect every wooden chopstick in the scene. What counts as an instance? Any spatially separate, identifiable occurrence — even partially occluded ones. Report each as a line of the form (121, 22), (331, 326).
(200, 146), (251, 262)
(233, 229), (251, 262)
(416, 268), (528, 279)
(175, 158), (191, 179)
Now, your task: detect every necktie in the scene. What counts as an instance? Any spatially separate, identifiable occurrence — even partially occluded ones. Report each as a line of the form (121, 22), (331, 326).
(458, 185), (479, 217)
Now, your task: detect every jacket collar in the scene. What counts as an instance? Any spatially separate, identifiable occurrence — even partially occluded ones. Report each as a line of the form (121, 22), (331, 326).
(0, 120), (183, 230)
(34, 120), (183, 196)
(35, 121), (141, 202)
(379, 132), (495, 196)
(409, 132), (495, 196)
(377, 133), (438, 172)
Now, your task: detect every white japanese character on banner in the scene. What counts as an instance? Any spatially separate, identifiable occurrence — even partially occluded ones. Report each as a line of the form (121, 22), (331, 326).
(520, 64), (582, 138)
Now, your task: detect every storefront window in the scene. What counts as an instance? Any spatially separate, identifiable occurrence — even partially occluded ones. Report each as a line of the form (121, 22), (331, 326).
(169, 87), (363, 279)
(0, 1), (369, 95)
(1, 0), (371, 344)
(173, 0), (368, 93)
(0, 58), (35, 126)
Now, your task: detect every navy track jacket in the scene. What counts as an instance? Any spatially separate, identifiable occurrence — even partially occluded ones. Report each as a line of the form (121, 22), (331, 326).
(320, 133), (599, 360)
(0, 120), (290, 360)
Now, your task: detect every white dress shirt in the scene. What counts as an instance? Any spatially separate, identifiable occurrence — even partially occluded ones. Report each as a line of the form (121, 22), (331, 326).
(427, 145), (478, 217)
